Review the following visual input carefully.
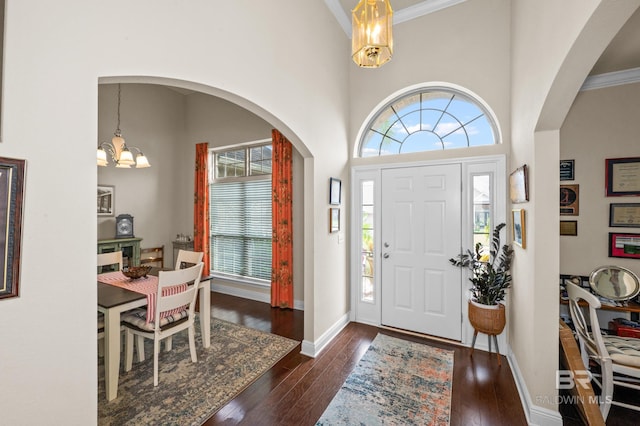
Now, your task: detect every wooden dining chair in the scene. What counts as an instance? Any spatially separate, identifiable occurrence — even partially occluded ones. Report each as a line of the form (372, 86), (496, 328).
(97, 251), (124, 353)
(140, 245), (164, 268)
(175, 249), (204, 270)
(122, 262), (204, 386)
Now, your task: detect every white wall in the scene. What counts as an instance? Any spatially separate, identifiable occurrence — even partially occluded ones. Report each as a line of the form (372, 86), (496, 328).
(344, 0), (513, 347)
(349, 0), (512, 159)
(560, 82), (640, 278)
(510, 0), (640, 422)
(97, 84), (186, 249)
(0, 0), (349, 423)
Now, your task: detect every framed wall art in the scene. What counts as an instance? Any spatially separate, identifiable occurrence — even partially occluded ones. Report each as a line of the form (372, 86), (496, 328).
(560, 184), (579, 216)
(609, 203), (640, 228)
(560, 159), (575, 181)
(608, 232), (640, 259)
(560, 220), (578, 236)
(512, 209), (526, 248)
(509, 165), (529, 203)
(329, 208), (340, 233)
(329, 177), (341, 205)
(605, 157), (640, 197)
(0, 157), (26, 300)
(97, 185), (115, 216)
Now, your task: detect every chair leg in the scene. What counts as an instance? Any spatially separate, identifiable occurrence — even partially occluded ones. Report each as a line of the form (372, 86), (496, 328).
(153, 338), (160, 387)
(600, 359), (614, 420)
(124, 330), (134, 372)
(165, 336), (173, 352)
(98, 337), (105, 357)
(188, 326), (198, 363)
(136, 335), (145, 362)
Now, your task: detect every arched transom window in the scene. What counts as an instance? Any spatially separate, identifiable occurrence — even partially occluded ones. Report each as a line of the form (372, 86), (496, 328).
(359, 87), (499, 157)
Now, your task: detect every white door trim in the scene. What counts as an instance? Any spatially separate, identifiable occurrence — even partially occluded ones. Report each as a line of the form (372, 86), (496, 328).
(350, 154), (507, 351)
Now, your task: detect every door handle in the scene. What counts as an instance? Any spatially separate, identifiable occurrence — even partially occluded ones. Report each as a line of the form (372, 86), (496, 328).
(383, 253), (390, 259)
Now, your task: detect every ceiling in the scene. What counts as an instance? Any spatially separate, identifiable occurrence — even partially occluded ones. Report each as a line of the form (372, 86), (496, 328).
(328, 0), (640, 82)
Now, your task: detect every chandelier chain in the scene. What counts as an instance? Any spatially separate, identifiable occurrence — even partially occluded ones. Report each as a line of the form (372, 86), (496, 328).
(116, 83), (121, 136)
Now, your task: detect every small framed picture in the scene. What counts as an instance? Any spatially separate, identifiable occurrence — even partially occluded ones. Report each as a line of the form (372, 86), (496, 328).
(560, 184), (579, 216)
(512, 209), (526, 248)
(509, 165), (529, 203)
(560, 159), (575, 181)
(98, 185), (115, 216)
(609, 203), (640, 228)
(608, 232), (640, 259)
(560, 220), (578, 236)
(605, 157), (640, 197)
(329, 208), (340, 233)
(329, 178), (341, 205)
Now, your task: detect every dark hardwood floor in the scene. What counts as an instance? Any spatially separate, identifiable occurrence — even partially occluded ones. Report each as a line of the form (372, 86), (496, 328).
(203, 292), (527, 425)
(203, 292), (639, 425)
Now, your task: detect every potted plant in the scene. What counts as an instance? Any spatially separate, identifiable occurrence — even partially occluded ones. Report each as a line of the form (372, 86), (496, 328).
(449, 223), (514, 335)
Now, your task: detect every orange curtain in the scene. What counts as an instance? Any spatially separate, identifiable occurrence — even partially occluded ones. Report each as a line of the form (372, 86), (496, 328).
(193, 143), (211, 276)
(271, 129), (294, 308)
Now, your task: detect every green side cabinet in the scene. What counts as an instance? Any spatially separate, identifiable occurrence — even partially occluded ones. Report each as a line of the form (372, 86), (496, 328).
(97, 237), (142, 272)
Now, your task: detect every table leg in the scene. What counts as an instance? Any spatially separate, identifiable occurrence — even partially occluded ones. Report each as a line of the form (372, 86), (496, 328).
(103, 309), (121, 401)
(199, 281), (211, 348)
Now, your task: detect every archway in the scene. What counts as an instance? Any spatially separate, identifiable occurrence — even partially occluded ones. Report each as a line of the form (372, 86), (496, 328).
(97, 75), (315, 346)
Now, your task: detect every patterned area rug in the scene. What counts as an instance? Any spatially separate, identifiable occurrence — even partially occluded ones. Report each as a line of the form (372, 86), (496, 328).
(317, 333), (454, 425)
(98, 318), (298, 425)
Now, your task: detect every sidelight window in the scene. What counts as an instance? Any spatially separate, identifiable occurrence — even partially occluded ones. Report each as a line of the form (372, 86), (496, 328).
(360, 180), (375, 302)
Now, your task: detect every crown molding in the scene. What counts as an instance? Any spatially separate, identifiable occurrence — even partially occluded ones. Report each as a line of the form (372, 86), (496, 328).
(326, 0), (468, 38)
(395, 0), (467, 24)
(581, 67), (640, 91)
(324, 0), (351, 36)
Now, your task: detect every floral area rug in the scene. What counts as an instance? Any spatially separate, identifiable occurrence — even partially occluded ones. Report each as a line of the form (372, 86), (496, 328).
(98, 317), (298, 426)
(316, 333), (454, 425)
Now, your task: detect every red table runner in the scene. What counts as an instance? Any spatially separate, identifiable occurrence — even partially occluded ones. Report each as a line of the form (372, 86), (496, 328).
(97, 271), (187, 324)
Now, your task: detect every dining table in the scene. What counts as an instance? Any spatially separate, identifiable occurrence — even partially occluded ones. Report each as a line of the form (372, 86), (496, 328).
(97, 267), (213, 401)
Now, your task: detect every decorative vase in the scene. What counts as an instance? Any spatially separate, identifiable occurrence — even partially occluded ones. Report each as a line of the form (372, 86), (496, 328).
(468, 300), (506, 335)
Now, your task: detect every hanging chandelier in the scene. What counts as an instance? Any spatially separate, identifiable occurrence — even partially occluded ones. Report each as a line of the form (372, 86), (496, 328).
(97, 84), (151, 168)
(352, 0), (393, 68)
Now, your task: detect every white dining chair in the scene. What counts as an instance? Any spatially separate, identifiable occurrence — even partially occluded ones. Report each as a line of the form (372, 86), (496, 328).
(97, 251), (124, 353)
(122, 263), (204, 386)
(175, 249), (204, 270)
(566, 282), (640, 420)
(97, 251), (123, 273)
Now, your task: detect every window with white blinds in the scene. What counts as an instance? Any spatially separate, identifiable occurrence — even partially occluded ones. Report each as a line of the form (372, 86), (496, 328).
(210, 143), (272, 283)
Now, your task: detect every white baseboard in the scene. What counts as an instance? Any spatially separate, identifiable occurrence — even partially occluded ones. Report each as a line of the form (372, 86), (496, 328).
(211, 281), (304, 311)
(507, 349), (563, 426)
(300, 312), (350, 358)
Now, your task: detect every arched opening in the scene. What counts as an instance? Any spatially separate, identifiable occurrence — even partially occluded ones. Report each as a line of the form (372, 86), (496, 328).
(96, 75), (313, 346)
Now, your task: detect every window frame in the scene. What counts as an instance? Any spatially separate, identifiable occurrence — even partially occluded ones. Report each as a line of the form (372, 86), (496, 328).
(209, 139), (273, 287)
(356, 84), (502, 158)
(211, 139), (272, 183)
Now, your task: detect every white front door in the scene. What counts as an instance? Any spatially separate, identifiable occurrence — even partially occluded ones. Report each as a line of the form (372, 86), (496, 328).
(380, 164), (462, 340)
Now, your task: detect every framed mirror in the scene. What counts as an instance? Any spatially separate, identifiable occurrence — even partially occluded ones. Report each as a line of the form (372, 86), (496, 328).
(589, 266), (640, 301)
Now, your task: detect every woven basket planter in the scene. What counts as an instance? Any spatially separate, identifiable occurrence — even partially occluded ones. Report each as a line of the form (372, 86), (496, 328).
(468, 300), (506, 335)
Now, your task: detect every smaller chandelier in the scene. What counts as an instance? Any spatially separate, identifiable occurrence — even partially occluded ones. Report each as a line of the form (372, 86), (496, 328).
(97, 84), (151, 168)
(352, 0), (393, 68)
